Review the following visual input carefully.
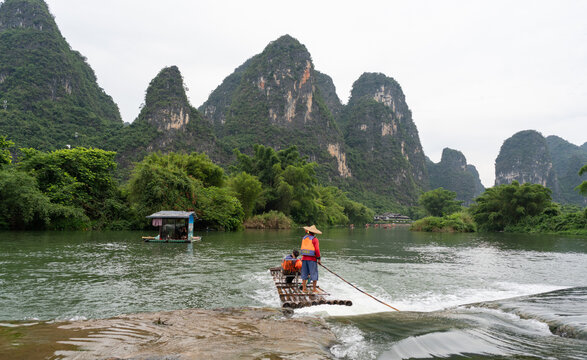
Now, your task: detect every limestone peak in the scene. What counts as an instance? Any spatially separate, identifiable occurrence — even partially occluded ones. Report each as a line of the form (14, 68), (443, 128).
(440, 148), (468, 171)
(140, 66), (191, 131)
(0, 0), (57, 33)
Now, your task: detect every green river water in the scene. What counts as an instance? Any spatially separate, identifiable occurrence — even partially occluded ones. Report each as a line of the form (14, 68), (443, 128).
(1, 227), (586, 359)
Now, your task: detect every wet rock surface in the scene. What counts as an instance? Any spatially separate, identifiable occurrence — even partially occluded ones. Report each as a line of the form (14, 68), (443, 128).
(1, 307), (336, 359)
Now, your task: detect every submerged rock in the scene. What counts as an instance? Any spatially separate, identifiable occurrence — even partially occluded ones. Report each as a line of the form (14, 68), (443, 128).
(1, 307), (336, 359)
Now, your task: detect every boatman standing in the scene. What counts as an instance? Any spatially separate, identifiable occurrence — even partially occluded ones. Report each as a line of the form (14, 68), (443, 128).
(300, 225), (322, 293)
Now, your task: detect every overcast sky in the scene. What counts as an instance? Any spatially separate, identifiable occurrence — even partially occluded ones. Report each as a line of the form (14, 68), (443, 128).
(34, 0), (587, 187)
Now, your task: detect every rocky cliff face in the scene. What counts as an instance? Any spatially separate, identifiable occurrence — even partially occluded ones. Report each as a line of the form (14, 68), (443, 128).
(495, 130), (560, 196)
(427, 148), (485, 205)
(139, 66), (192, 132)
(314, 70), (343, 120)
(199, 35), (349, 179)
(341, 73), (428, 205)
(110, 66), (216, 169)
(0, 0), (122, 150)
(199, 36), (432, 208)
(0, 0), (57, 32)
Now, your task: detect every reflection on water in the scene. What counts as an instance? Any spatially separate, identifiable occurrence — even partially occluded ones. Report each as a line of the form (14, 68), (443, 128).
(1, 228), (586, 359)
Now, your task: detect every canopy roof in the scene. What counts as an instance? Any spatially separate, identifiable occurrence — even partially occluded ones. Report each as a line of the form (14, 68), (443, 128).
(146, 211), (195, 219)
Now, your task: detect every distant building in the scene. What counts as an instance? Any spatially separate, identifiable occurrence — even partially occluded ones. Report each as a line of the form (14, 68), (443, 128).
(374, 213), (411, 222)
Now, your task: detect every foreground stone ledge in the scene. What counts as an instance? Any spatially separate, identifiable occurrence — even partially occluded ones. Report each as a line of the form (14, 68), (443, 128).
(2, 307), (336, 359)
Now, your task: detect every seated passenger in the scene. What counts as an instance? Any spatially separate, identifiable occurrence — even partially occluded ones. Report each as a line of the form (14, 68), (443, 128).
(281, 249), (302, 283)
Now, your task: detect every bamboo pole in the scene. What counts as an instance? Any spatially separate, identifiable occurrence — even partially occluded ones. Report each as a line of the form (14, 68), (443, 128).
(319, 263), (400, 312)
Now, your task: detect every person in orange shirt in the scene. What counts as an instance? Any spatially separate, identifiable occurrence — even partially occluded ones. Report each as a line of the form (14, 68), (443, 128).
(300, 225), (322, 293)
(281, 249), (302, 283)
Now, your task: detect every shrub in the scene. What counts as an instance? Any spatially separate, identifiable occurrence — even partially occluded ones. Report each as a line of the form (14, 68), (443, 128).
(410, 212), (476, 233)
(243, 211), (293, 229)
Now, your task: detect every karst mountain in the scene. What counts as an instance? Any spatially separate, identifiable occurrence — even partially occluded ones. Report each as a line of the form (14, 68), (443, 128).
(3, 0), (583, 211)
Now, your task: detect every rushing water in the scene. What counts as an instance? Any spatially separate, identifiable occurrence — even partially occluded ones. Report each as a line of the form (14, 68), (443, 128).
(1, 227), (586, 359)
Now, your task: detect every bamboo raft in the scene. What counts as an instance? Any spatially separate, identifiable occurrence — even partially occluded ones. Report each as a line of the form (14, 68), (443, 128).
(269, 267), (352, 309)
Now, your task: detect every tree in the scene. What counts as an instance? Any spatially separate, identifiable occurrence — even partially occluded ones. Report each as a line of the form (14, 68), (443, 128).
(274, 163), (318, 223)
(233, 145), (319, 223)
(419, 188), (462, 217)
(315, 186), (374, 225)
(196, 186), (244, 231)
(470, 181), (554, 232)
(141, 152), (225, 188)
(315, 186), (348, 226)
(127, 152), (243, 230)
(0, 169), (88, 230)
(228, 172), (263, 219)
(232, 144), (375, 226)
(233, 145), (281, 187)
(128, 158), (199, 217)
(0, 135), (14, 167)
(17, 147), (118, 220)
(576, 164), (587, 196)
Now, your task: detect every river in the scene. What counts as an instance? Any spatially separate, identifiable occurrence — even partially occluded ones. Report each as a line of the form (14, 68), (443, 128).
(1, 227), (586, 359)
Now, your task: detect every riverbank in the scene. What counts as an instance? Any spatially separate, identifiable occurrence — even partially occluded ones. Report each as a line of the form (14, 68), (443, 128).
(410, 210), (586, 234)
(1, 307), (336, 359)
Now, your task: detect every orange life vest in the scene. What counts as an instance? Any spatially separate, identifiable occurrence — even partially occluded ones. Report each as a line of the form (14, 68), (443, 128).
(282, 256), (302, 274)
(300, 235), (316, 256)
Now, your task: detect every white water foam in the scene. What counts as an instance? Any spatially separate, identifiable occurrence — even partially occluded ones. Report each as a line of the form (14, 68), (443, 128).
(249, 271), (281, 308)
(0, 322), (38, 327)
(390, 282), (567, 313)
(381, 330), (508, 359)
(294, 270), (568, 317)
(295, 273), (401, 317)
(329, 323), (377, 359)
(459, 306), (553, 336)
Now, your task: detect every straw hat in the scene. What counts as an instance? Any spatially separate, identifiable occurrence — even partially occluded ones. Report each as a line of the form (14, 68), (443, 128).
(303, 225), (322, 234)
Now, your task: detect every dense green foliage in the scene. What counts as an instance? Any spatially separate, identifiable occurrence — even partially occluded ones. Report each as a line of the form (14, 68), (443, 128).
(0, 136), (375, 231)
(0, 135), (13, 167)
(504, 210), (586, 235)
(412, 182), (585, 234)
(546, 135), (587, 205)
(18, 147), (119, 221)
(470, 181), (555, 232)
(577, 164), (587, 196)
(228, 172), (263, 219)
(127, 152), (243, 231)
(0, 168), (88, 230)
(419, 188), (462, 217)
(0, 0), (122, 150)
(0, 143), (119, 230)
(243, 211), (293, 229)
(232, 144), (373, 226)
(410, 212), (476, 233)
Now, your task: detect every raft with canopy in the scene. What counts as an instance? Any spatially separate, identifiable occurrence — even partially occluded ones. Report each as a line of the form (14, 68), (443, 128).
(142, 211), (201, 243)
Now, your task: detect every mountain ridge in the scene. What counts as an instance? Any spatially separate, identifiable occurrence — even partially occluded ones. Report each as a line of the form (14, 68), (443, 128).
(0, 0), (122, 150)
(2, 1), (583, 211)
